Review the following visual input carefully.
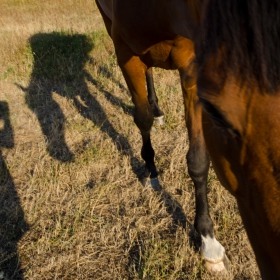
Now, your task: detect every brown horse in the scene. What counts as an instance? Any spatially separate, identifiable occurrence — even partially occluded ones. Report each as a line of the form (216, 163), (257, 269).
(96, 0), (280, 278)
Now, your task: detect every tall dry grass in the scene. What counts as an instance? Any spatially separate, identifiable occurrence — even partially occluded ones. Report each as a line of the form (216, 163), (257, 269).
(0, 0), (260, 279)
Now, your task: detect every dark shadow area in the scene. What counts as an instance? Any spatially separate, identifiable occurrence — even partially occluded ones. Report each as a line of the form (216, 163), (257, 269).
(18, 32), (134, 163)
(0, 101), (29, 279)
(90, 57), (129, 95)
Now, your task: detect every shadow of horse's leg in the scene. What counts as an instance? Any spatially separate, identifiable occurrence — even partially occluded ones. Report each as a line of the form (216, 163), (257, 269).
(25, 86), (74, 162)
(71, 80), (144, 177)
(146, 68), (164, 125)
(113, 35), (159, 188)
(180, 73), (228, 272)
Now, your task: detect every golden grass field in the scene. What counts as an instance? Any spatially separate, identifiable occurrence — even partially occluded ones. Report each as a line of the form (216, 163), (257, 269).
(0, 1), (261, 279)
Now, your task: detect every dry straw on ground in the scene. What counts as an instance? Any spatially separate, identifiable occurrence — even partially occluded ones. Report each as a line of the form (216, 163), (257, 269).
(0, 1), (260, 279)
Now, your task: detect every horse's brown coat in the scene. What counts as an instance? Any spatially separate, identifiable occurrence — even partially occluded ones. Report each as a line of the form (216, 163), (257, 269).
(96, 0), (280, 278)
(200, 73), (280, 277)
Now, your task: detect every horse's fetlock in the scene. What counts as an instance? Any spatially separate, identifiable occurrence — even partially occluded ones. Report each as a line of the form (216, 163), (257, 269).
(195, 215), (214, 237)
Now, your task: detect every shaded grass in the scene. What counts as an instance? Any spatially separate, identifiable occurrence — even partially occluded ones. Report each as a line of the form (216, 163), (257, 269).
(0, 1), (261, 279)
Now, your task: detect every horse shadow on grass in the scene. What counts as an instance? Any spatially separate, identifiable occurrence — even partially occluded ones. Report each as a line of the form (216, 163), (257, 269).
(0, 101), (29, 279)
(19, 31), (197, 275)
(19, 32), (136, 164)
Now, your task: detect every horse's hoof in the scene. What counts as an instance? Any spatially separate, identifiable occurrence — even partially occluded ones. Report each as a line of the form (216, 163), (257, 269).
(204, 254), (230, 274)
(201, 235), (230, 274)
(141, 177), (162, 191)
(154, 115), (165, 125)
(205, 260), (226, 273)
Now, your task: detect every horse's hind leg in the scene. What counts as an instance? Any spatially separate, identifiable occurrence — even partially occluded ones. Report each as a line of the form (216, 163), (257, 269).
(146, 68), (164, 125)
(113, 35), (159, 188)
(180, 73), (228, 273)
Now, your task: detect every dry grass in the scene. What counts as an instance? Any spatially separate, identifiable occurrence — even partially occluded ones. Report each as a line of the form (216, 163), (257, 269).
(0, 1), (261, 279)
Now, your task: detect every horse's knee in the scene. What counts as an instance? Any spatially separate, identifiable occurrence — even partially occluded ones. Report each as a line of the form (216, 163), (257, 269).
(134, 105), (154, 132)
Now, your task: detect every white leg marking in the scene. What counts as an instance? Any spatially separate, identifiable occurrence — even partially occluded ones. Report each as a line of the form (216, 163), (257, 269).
(154, 115), (165, 125)
(201, 235), (228, 273)
(201, 235), (225, 262)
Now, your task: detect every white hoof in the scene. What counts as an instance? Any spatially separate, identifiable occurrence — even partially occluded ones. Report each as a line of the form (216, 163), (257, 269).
(154, 115), (165, 125)
(201, 235), (229, 273)
(205, 259), (226, 273)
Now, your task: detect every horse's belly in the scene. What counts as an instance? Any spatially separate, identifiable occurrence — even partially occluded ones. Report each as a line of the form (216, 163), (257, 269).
(142, 40), (175, 69)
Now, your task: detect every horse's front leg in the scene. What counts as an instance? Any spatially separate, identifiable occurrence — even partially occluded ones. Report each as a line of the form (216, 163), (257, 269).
(180, 73), (228, 273)
(113, 35), (159, 188)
